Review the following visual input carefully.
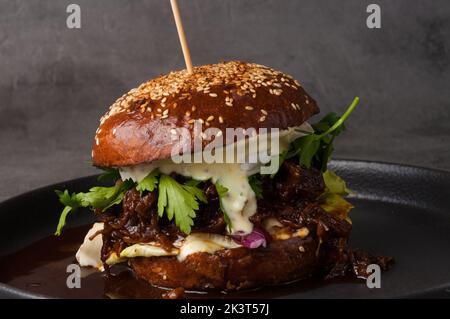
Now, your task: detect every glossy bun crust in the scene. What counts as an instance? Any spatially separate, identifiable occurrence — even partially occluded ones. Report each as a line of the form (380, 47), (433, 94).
(130, 236), (325, 291)
(92, 61), (319, 167)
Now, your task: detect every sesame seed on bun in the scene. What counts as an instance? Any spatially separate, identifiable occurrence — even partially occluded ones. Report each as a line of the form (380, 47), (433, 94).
(92, 61), (319, 167)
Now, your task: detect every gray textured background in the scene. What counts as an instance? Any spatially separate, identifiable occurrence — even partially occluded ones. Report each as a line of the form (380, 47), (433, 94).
(0, 0), (449, 201)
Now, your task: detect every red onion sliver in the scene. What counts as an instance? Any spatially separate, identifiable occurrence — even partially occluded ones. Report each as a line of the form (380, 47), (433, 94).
(232, 228), (267, 249)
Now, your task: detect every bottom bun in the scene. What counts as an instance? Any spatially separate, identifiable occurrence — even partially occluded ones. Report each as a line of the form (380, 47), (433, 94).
(130, 236), (327, 291)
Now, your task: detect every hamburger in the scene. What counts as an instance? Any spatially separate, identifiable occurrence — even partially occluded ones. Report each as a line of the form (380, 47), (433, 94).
(55, 61), (392, 292)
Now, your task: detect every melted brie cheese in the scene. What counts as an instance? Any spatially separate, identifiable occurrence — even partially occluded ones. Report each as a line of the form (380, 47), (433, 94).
(120, 243), (179, 258)
(76, 224), (243, 268)
(120, 124), (312, 235)
(176, 233), (241, 261)
(120, 233), (241, 262)
(76, 222), (104, 270)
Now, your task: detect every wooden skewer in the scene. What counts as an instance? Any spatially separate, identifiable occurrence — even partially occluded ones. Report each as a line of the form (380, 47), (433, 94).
(170, 0), (193, 74)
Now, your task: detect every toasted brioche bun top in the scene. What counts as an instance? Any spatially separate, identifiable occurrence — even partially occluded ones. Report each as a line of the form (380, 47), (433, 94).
(92, 61), (319, 167)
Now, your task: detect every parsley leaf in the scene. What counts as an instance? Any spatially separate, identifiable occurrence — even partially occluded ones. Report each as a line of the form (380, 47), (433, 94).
(157, 174), (205, 234)
(82, 180), (135, 210)
(183, 184), (208, 204)
(54, 180), (135, 236)
(248, 174), (263, 198)
(136, 170), (159, 196)
(215, 182), (232, 228)
(97, 168), (121, 182)
(54, 190), (82, 236)
(292, 97), (359, 171)
(297, 136), (321, 168)
(55, 189), (83, 208)
(184, 179), (203, 187)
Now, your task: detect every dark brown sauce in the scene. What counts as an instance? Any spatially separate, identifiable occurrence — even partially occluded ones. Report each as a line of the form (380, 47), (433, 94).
(0, 225), (362, 299)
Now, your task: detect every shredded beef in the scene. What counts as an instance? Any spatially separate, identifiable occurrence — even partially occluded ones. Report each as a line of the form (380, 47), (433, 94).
(98, 159), (392, 279)
(273, 161), (325, 201)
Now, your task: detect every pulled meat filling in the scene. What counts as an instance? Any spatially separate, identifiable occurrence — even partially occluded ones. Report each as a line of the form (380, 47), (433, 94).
(97, 159), (392, 277)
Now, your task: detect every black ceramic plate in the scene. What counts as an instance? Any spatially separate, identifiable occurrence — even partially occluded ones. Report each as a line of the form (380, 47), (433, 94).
(1, 160), (450, 299)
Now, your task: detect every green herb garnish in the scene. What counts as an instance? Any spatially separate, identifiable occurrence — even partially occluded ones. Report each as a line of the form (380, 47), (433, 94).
(287, 97), (359, 172)
(97, 168), (121, 182)
(157, 174), (206, 234)
(215, 182), (232, 228)
(136, 170), (159, 196)
(56, 171), (207, 236)
(248, 174), (263, 198)
(54, 179), (134, 235)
